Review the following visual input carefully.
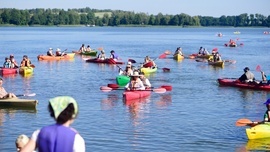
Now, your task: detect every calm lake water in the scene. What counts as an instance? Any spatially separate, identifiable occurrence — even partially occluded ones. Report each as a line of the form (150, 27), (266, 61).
(0, 27), (270, 151)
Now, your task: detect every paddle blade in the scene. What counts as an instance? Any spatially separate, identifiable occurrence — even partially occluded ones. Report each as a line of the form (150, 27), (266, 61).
(16, 93), (36, 97)
(100, 86), (113, 92)
(164, 50), (171, 55)
(235, 118), (253, 126)
(152, 88), (166, 93)
(162, 68), (170, 72)
(30, 64), (35, 68)
(128, 59), (136, 63)
(256, 65), (261, 72)
(159, 53), (167, 59)
(97, 47), (103, 51)
(212, 48), (218, 52)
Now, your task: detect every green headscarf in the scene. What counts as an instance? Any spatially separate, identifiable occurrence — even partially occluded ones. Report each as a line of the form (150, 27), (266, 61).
(49, 96), (78, 119)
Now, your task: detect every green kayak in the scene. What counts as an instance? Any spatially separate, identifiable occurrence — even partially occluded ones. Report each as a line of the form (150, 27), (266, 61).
(0, 98), (38, 109)
(72, 50), (97, 56)
(116, 75), (130, 86)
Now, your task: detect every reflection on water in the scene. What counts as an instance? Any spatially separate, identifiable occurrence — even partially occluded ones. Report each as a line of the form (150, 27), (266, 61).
(237, 138), (270, 151)
(155, 93), (172, 108)
(124, 97), (151, 127)
(100, 94), (119, 110)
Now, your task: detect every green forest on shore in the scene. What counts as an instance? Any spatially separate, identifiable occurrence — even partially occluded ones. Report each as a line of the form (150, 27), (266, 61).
(0, 7), (269, 27)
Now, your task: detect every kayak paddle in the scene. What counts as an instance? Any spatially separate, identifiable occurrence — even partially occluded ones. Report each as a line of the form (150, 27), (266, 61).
(100, 86), (166, 93)
(16, 93), (36, 97)
(235, 118), (253, 126)
(256, 65), (262, 72)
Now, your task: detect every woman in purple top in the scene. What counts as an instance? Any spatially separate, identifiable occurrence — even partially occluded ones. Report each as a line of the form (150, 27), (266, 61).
(21, 96), (85, 152)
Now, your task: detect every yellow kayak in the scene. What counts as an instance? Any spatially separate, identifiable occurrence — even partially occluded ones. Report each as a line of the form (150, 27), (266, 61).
(246, 123), (270, 139)
(208, 61), (224, 67)
(173, 54), (184, 61)
(140, 67), (157, 74)
(19, 67), (34, 75)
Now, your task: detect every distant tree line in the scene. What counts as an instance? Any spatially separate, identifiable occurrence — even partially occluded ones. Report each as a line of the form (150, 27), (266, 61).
(0, 7), (269, 27)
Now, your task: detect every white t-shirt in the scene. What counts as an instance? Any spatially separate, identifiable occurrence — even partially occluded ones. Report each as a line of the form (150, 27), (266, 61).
(31, 129), (85, 152)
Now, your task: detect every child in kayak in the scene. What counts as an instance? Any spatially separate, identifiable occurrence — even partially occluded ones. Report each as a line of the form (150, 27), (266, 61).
(125, 71), (145, 90)
(3, 57), (12, 68)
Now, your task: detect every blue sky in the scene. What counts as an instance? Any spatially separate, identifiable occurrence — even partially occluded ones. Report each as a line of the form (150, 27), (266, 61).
(1, 0), (269, 17)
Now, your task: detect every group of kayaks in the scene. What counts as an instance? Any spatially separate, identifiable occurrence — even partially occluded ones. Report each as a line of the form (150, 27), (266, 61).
(0, 66), (34, 76)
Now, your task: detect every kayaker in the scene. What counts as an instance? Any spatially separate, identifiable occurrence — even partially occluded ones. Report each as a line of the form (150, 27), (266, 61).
(15, 134), (30, 151)
(3, 57), (12, 68)
(238, 67), (256, 83)
(202, 48), (209, 55)
(252, 99), (270, 125)
(0, 78), (17, 99)
(10, 55), (19, 68)
(47, 48), (54, 56)
(140, 72), (151, 88)
(120, 64), (133, 76)
(78, 44), (86, 53)
(20, 55), (31, 67)
(260, 71), (270, 84)
(198, 46), (203, 55)
(85, 45), (92, 52)
(20, 96), (85, 152)
(97, 50), (106, 60)
(109, 50), (119, 61)
(174, 47), (183, 56)
(213, 52), (222, 62)
(125, 71), (145, 90)
(55, 48), (62, 56)
(142, 56), (156, 68)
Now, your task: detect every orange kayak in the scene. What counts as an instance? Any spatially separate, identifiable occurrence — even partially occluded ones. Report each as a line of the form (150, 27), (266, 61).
(37, 53), (75, 61)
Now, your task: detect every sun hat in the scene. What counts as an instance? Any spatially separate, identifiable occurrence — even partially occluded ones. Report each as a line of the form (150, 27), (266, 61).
(56, 48), (61, 51)
(264, 99), (270, 105)
(101, 50), (105, 53)
(131, 71), (142, 77)
(127, 61), (132, 65)
(49, 48), (53, 50)
(49, 96), (78, 119)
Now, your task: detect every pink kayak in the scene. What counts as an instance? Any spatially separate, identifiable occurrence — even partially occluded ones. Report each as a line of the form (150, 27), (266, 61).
(123, 90), (151, 101)
(0, 68), (18, 75)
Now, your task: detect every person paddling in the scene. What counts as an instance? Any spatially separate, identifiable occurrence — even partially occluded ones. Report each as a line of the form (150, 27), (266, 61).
(251, 99), (270, 125)
(174, 47), (183, 56)
(20, 55), (31, 67)
(20, 96), (85, 152)
(125, 71), (145, 90)
(238, 67), (256, 83)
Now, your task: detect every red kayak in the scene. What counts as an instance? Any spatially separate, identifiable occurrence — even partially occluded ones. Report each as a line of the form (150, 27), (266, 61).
(217, 78), (270, 90)
(123, 90), (151, 101)
(86, 58), (124, 64)
(0, 68), (18, 75)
